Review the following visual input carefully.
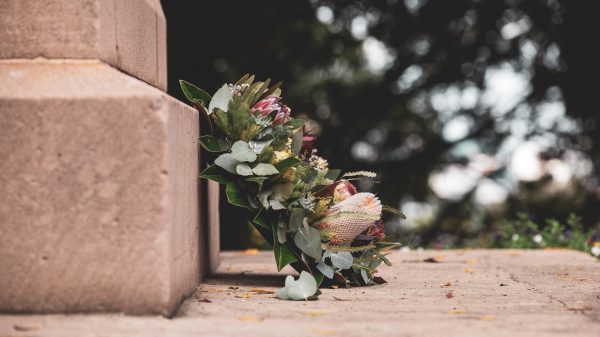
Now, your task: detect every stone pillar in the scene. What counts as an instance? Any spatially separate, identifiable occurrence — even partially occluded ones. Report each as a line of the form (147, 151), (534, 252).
(0, 0), (216, 316)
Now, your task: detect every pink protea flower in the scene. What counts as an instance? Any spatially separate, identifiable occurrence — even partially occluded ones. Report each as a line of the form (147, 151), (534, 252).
(333, 180), (357, 202)
(273, 105), (291, 124)
(251, 95), (291, 124)
(251, 95), (280, 115)
(318, 192), (382, 244)
(366, 220), (385, 240)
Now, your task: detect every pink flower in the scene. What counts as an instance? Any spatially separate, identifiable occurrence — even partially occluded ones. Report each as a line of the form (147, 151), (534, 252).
(273, 105), (291, 124)
(251, 96), (280, 116)
(251, 96), (291, 124)
(318, 193), (382, 244)
(366, 220), (385, 240)
(333, 180), (357, 202)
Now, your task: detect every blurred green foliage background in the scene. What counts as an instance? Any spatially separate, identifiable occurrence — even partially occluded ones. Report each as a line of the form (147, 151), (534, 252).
(162, 0), (600, 249)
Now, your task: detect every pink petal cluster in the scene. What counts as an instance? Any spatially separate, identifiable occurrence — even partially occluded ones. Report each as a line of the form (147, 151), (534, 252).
(366, 220), (385, 240)
(251, 95), (291, 124)
(333, 180), (358, 203)
(319, 192), (382, 244)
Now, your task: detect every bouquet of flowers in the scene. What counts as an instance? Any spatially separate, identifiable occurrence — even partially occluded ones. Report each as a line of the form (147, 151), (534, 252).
(180, 75), (404, 297)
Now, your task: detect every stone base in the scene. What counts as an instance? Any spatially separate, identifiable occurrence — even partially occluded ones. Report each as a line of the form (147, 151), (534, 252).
(0, 60), (200, 316)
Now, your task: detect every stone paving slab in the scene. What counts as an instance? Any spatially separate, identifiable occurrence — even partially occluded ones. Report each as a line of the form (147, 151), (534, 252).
(1, 250), (599, 337)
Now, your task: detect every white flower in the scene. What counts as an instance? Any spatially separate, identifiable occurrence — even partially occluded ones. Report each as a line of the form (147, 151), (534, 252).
(533, 234), (543, 244)
(512, 234), (519, 241)
(591, 246), (600, 257)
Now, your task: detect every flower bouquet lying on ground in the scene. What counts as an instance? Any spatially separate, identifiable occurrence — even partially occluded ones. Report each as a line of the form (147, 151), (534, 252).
(180, 75), (405, 298)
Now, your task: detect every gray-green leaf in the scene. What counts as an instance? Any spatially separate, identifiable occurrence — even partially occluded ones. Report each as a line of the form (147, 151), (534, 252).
(289, 208), (305, 232)
(214, 153), (239, 173)
(230, 141), (257, 162)
(294, 226), (322, 259)
(208, 84), (232, 115)
(329, 251), (353, 270)
(249, 139), (274, 154)
(316, 261), (335, 279)
(275, 271), (318, 301)
(252, 163), (279, 176)
(236, 163), (253, 176)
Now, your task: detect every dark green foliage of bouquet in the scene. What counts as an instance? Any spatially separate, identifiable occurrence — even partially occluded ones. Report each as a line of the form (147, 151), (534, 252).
(180, 75), (405, 289)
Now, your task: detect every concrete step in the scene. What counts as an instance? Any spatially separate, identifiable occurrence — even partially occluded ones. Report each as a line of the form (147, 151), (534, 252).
(0, 59), (214, 316)
(1, 249), (598, 336)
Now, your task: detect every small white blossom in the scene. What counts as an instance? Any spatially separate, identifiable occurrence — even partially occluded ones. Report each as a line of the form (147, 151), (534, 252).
(512, 234), (519, 241)
(533, 234), (543, 244)
(591, 246), (600, 257)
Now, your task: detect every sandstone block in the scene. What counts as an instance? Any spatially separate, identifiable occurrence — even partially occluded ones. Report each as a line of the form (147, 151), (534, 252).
(0, 0), (167, 90)
(0, 60), (198, 316)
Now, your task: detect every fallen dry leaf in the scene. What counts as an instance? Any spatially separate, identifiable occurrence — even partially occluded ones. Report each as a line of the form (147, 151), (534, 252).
(241, 248), (259, 255)
(423, 257), (440, 263)
(238, 315), (261, 322)
(304, 311), (328, 317)
(13, 324), (39, 332)
(477, 315), (496, 321)
(441, 282), (452, 287)
(446, 291), (454, 299)
(433, 255), (446, 261)
(197, 298), (212, 303)
(466, 259), (478, 266)
(235, 293), (254, 299)
(448, 309), (466, 314)
(228, 286), (239, 290)
(333, 296), (351, 301)
(509, 252), (521, 257)
(566, 306), (593, 312)
(464, 267), (474, 273)
(248, 288), (275, 294)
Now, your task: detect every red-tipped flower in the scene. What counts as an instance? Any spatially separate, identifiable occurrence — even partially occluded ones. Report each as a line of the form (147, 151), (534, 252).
(251, 95), (290, 124)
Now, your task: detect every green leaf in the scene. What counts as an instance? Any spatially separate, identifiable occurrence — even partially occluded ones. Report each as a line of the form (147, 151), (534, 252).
(274, 157), (301, 172)
(382, 205), (407, 219)
(214, 153), (239, 173)
(291, 131), (303, 156)
(274, 241), (298, 272)
(252, 163), (279, 176)
(208, 84), (232, 115)
(275, 271), (318, 301)
(199, 135), (229, 152)
(252, 210), (271, 229)
(325, 169), (341, 181)
(200, 165), (234, 184)
(246, 176), (268, 189)
(285, 118), (305, 130)
(179, 80), (212, 107)
(294, 226), (322, 259)
(225, 183), (253, 210)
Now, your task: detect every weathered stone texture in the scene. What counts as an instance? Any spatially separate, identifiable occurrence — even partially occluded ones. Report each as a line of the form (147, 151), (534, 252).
(0, 0), (167, 90)
(0, 60), (198, 316)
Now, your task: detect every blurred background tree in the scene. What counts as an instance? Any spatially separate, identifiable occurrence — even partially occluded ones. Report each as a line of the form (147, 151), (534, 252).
(162, 0), (599, 249)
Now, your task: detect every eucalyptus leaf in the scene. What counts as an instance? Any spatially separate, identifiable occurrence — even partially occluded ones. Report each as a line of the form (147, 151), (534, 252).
(289, 208), (305, 232)
(273, 236), (298, 271)
(274, 157), (301, 172)
(329, 251), (353, 270)
(293, 226), (322, 259)
(275, 271), (318, 301)
(208, 84), (232, 115)
(257, 190), (272, 209)
(269, 199), (286, 210)
(230, 141), (257, 162)
(360, 269), (370, 284)
(291, 131), (303, 156)
(325, 169), (341, 181)
(252, 163), (279, 176)
(235, 163), (253, 176)
(214, 153), (239, 173)
(316, 260), (335, 279)
(277, 220), (288, 244)
(249, 139), (274, 154)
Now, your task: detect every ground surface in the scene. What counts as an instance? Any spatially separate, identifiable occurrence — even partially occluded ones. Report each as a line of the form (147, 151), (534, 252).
(1, 249), (599, 337)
